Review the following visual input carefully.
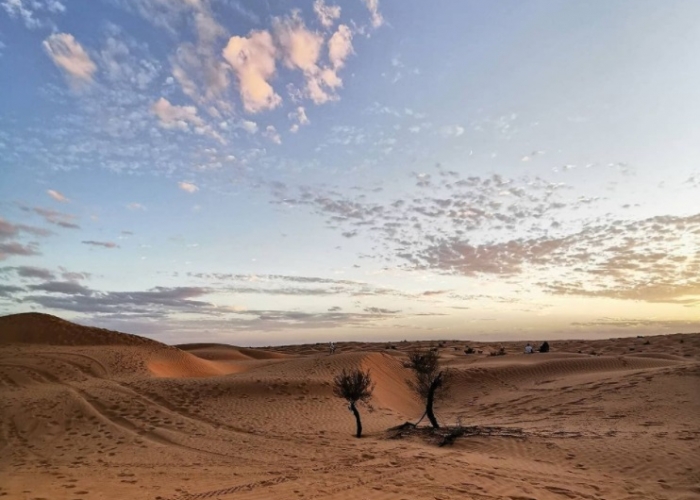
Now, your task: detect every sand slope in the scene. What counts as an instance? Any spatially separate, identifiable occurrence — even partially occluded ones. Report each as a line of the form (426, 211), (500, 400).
(1, 313), (699, 500)
(0, 312), (163, 347)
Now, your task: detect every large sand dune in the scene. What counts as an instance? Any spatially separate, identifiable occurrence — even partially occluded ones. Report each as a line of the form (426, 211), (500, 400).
(1, 313), (698, 499)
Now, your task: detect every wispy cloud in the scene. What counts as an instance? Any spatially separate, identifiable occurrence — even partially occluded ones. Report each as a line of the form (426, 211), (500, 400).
(150, 97), (224, 142)
(362, 0), (384, 28)
(47, 189), (69, 202)
(151, 97), (203, 130)
(21, 284), (214, 317)
(171, 1), (231, 115)
(61, 270), (91, 281)
(23, 207), (80, 229)
(364, 306), (400, 314)
(274, 12), (352, 104)
(313, 0), (340, 29)
(43, 32), (96, 87)
(98, 25), (161, 90)
(29, 280), (91, 295)
(440, 125), (465, 137)
(1, 265), (56, 280)
(82, 240), (119, 249)
(178, 181), (199, 193)
(1, 0), (65, 29)
(520, 150), (545, 162)
(0, 242), (40, 260)
(1, 0), (380, 189)
(0, 217), (52, 239)
(263, 125), (281, 144)
(288, 106), (309, 132)
(187, 271), (421, 299)
(273, 170), (572, 256)
(0, 284), (25, 297)
(2, 273), (417, 333)
(572, 318), (700, 329)
(270, 160), (700, 308)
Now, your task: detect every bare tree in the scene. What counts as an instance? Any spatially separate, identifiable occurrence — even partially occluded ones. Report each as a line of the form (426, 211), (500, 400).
(406, 350), (447, 429)
(333, 368), (374, 438)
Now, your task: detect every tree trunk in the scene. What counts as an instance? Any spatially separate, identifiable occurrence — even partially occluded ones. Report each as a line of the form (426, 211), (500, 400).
(350, 401), (362, 438)
(426, 372), (443, 429)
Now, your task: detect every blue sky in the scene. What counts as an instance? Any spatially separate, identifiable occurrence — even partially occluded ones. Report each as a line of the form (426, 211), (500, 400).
(1, 0), (699, 345)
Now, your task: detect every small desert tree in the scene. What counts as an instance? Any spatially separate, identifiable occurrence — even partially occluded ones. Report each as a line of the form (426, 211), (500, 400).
(333, 368), (374, 438)
(407, 350), (446, 429)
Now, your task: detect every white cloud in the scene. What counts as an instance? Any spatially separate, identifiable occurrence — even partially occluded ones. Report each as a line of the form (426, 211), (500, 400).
(362, 0), (384, 28)
(172, 42), (231, 115)
(328, 24), (353, 69)
(263, 125), (281, 144)
(98, 29), (160, 90)
(47, 189), (68, 202)
(223, 30), (280, 113)
(274, 12), (324, 73)
(288, 106), (309, 132)
(441, 125), (465, 137)
(42, 33), (96, 86)
(219, 11), (356, 111)
(151, 97), (204, 131)
(239, 119), (259, 134)
(125, 0), (230, 115)
(151, 97), (225, 143)
(127, 203), (146, 211)
(305, 72), (334, 104)
(274, 13), (349, 105)
(313, 0), (340, 29)
(2, 0), (65, 29)
(2, 0), (38, 28)
(521, 150), (545, 162)
(178, 181), (199, 193)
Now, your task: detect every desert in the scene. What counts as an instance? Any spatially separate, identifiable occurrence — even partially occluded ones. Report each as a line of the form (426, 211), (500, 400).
(0, 312), (698, 500)
(3, 1), (700, 499)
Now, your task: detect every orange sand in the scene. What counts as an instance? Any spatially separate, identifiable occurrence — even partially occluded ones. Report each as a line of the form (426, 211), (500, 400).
(1, 312), (698, 499)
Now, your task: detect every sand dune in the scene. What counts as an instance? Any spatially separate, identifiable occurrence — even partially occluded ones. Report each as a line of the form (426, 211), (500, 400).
(177, 343), (259, 361)
(1, 313), (699, 500)
(178, 343), (291, 362)
(0, 312), (163, 347)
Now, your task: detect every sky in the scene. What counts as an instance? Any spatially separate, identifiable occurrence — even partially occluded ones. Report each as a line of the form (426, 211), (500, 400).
(1, 0), (699, 346)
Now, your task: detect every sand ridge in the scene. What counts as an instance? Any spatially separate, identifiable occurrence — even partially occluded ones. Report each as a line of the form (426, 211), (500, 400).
(1, 313), (699, 500)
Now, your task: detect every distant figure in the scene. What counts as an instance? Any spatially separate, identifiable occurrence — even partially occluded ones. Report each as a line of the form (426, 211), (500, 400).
(525, 343), (533, 354)
(329, 341), (336, 355)
(539, 341), (550, 353)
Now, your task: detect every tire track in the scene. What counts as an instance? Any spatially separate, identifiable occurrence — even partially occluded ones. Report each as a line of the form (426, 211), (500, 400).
(172, 474), (296, 500)
(0, 363), (239, 460)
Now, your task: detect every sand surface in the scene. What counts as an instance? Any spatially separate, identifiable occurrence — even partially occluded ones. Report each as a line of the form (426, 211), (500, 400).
(1, 313), (699, 500)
